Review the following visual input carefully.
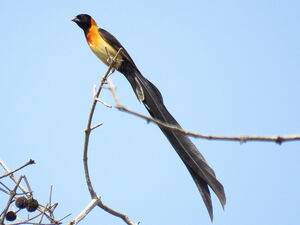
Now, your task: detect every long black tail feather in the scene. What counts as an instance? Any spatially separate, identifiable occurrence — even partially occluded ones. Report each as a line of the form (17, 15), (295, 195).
(118, 62), (226, 220)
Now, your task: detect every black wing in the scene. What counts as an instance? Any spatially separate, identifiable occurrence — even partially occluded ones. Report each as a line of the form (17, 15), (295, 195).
(99, 28), (137, 67)
(99, 27), (226, 220)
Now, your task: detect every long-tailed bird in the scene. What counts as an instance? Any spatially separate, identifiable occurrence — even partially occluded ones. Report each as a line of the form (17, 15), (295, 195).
(72, 14), (226, 220)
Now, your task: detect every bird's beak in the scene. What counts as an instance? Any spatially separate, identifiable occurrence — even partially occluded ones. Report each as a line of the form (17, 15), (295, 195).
(71, 17), (79, 23)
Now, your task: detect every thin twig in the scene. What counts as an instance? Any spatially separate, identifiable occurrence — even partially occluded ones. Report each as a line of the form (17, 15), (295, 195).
(0, 182), (11, 193)
(0, 176), (23, 224)
(49, 186), (53, 214)
(108, 79), (300, 145)
(0, 159), (35, 179)
(23, 176), (32, 196)
(97, 199), (140, 225)
(95, 98), (112, 108)
(0, 161), (29, 195)
(38, 203), (49, 224)
(9, 210), (49, 225)
(58, 213), (72, 222)
(91, 123), (104, 131)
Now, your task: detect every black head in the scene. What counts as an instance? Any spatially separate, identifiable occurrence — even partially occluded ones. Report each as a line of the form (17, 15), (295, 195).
(72, 14), (92, 31)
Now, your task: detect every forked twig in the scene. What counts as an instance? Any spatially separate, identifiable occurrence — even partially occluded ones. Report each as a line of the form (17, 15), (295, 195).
(70, 48), (138, 225)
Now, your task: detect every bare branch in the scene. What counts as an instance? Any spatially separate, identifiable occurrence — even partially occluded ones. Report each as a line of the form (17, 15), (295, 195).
(0, 160), (63, 224)
(108, 79), (300, 145)
(0, 159), (35, 179)
(68, 199), (99, 225)
(95, 98), (112, 108)
(78, 48), (138, 225)
(0, 176), (23, 224)
(91, 123), (104, 131)
(9, 211), (44, 225)
(0, 161), (31, 195)
(83, 48), (123, 199)
(97, 198), (140, 225)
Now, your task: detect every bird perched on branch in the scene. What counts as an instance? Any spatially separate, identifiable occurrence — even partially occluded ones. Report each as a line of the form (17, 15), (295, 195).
(72, 14), (226, 221)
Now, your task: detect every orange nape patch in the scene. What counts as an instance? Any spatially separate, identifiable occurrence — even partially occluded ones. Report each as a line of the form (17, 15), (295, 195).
(86, 18), (120, 67)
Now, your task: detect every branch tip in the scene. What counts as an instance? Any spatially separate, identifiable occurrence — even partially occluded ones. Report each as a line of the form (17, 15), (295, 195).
(91, 123), (104, 131)
(95, 98), (112, 108)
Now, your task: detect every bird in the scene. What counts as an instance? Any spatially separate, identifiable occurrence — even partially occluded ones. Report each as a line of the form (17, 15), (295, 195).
(72, 14), (226, 221)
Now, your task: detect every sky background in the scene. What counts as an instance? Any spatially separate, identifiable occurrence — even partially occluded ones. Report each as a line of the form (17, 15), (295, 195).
(1, 1), (300, 225)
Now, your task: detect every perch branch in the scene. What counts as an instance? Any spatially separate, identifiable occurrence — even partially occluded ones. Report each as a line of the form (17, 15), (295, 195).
(75, 48), (138, 225)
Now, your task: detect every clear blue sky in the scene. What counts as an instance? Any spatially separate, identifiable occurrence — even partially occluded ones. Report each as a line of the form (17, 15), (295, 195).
(1, 1), (300, 225)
